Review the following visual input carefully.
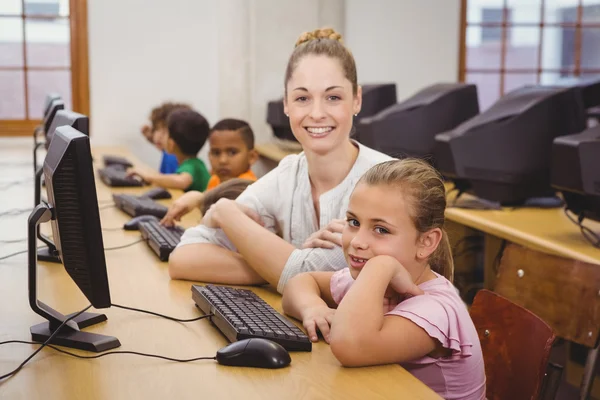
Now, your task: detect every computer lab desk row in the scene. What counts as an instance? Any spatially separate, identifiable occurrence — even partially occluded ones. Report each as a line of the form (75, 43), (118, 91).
(0, 145), (440, 400)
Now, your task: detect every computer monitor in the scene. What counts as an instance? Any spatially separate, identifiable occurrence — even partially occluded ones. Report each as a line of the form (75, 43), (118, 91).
(42, 93), (62, 118)
(355, 83), (479, 158)
(35, 110), (90, 264)
(42, 98), (65, 137)
(28, 125), (120, 352)
(45, 109), (89, 149)
(435, 85), (587, 205)
(266, 83), (397, 143)
(552, 76), (600, 110)
(551, 125), (600, 222)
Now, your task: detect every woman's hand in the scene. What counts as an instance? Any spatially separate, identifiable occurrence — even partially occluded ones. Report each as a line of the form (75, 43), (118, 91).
(201, 198), (264, 229)
(301, 305), (336, 343)
(302, 219), (345, 249)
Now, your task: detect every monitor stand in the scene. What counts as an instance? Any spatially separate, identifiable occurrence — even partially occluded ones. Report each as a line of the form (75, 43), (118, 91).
(34, 167), (61, 263)
(28, 203), (121, 352)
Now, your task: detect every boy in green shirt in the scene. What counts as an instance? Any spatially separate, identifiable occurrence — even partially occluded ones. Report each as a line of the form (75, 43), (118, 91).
(128, 109), (211, 192)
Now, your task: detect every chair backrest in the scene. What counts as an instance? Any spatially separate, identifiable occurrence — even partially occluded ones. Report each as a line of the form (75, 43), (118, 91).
(494, 243), (600, 349)
(470, 289), (556, 400)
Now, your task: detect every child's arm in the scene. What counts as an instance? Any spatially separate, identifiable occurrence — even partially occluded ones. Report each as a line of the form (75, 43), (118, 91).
(161, 191), (204, 226)
(282, 272), (336, 342)
(329, 255), (436, 367)
(127, 168), (192, 191)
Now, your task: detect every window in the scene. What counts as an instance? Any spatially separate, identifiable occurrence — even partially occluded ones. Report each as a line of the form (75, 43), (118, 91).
(460, 0), (600, 111)
(0, 0), (88, 136)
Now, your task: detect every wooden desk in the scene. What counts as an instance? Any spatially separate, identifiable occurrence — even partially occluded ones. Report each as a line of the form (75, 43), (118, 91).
(0, 142), (440, 400)
(255, 142), (300, 163)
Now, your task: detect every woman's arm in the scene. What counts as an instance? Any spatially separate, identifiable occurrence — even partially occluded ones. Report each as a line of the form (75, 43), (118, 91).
(329, 256), (436, 367)
(169, 243), (267, 285)
(282, 272), (336, 342)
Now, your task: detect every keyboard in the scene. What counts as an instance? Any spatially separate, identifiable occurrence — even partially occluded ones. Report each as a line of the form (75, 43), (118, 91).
(99, 167), (145, 187)
(103, 155), (133, 169)
(139, 219), (185, 261)
(192, 284), (312, 352)
(112, 194), (168, 218)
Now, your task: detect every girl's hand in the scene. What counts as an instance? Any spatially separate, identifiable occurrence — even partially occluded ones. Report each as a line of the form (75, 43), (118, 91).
(366, 255), (424, 298)
(301, 305), (336, 343)
(161, 191), (204, 226)
(302, 219), (345, 249)
(201, 199), (264, 229)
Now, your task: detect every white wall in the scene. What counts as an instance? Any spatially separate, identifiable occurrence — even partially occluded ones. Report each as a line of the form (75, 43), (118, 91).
(345, 0), (461, 101)
(88, 0), (219, 166)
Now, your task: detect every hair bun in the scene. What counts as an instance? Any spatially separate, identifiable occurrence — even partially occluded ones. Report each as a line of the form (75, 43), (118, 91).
(295, 27), (343, 48)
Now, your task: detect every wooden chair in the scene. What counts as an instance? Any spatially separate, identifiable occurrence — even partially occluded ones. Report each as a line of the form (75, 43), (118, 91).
(470, 289), (557, 400)
(494, 243), (600, 399)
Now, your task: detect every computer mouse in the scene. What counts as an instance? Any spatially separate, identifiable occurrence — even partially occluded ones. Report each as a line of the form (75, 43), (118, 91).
(123, 215), (159, 231)
(216, 338), (291, 369)
(141, 187), (172, 200)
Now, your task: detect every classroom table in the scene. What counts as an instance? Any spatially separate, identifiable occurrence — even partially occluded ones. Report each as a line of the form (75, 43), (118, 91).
(0, 141), (440, 400)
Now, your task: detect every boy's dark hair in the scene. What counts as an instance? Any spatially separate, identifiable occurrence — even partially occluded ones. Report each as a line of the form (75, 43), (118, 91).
(150, 102), (191, 131)
(167, 109), (210, 156)
(210, 118), (255, 150)
(201, 178), (254, 215)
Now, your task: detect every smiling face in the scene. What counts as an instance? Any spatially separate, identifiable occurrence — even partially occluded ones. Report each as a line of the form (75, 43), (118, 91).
(284, 55), (361, 155)
(342, 182), (423, 280)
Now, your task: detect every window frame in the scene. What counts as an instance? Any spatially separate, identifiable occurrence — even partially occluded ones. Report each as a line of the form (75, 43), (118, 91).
(458, 0), (600, 103)
(0, 0), (89, 136)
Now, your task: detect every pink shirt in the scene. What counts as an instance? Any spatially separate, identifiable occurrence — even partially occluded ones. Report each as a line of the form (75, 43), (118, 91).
(331, 268), (486, 400)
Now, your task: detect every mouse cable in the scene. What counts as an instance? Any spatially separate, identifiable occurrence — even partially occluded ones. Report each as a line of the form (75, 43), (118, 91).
(104, 238), (144, 251)
(0, 305), (92, 382)
(0, 208), (32, 218)
(111, 304), (214, 323)
(0, 246), (46, 262)
(0, 340), (216, 364)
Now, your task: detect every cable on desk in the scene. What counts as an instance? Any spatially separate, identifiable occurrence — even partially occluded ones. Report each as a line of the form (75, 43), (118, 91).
(0, 340), (216, 363)
(564, 208), (600, 249)
(0, 208), (32, 218)
(0, 246), (45, 262)
(0, 179), (33, 191)
(98, 204), (115, 211)
(102, 226), (124, 232)
(111, 304), (213, 323)
(0, 238), (27, 244)
(104, 238), (144, 251)
(0, 305), (92, 382)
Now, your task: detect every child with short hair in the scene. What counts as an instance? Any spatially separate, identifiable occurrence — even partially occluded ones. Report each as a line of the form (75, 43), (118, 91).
(128, 109), (211, 192)
(141, 102), (191, 174)
(282, 159), (486, 399)
(160, 118), (258, 226)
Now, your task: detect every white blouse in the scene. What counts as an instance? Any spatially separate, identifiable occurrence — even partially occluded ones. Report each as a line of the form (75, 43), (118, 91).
(177, 141), (393, 293)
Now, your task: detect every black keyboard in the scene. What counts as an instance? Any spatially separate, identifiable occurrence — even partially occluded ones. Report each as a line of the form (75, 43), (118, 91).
(103, 155), (133, 169)
(139, 219), (184, 261)
(98, 167), (145, 187)
(112, 194), (168, 218)
(192, 285), (312, 352)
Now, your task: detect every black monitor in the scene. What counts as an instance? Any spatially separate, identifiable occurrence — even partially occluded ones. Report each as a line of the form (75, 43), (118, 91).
(43, 93), (62, 118)
(35, 110), (90, 264)
(552, 76), (600, 110)
(42, 98), (65, 137)
(266, 83), (397, 143)
(435, 85), (587, 205)
(355, 83), (479, 158)
(28, 125), (120, 352)
(45, 109), (89, 149)
(551, 125), (600, 222)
